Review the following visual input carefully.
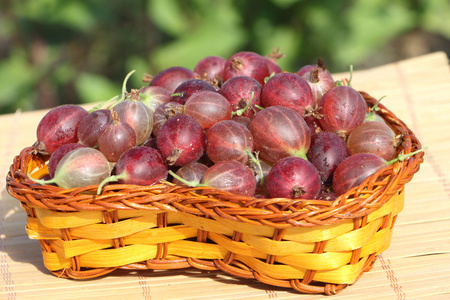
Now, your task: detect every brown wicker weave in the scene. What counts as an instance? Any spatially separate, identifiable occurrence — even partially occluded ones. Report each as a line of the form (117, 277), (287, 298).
(6, 92), (424, 295)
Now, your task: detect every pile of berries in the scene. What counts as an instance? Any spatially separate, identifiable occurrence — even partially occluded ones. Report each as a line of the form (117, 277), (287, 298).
(31, 50), (415, 201)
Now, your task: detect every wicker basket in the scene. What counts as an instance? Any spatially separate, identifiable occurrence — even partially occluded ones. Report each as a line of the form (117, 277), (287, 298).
(6, 92), (424, 295)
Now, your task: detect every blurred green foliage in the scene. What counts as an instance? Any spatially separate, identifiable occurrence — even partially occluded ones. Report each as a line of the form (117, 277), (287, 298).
(1, 0), (449, 114)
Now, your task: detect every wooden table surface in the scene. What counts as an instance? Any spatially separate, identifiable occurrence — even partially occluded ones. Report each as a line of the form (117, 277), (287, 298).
(1, 52), (449, 299)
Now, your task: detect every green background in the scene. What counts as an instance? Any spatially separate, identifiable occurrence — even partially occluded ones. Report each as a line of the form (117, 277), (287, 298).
(1, 0), (449, 114)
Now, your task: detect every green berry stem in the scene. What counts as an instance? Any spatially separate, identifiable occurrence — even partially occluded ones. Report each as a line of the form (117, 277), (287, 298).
(27, 172), (57, 186)
(88, 95), (121, 113)
(121, 70), (136, 99)
(108, 70), (136, 109)
(386, 147), (427, 165)
(245, 150), (264, 185)
(88, 70), (136, 112)
(335, 65), (354, 86)
(168, 170), (204, 187)
(347, 65), (353, 86)
(370, 95), (386, 113)
(364, 95), (387, 122)
(232, 91), (255, 116)
(264, 72), (276, 84)
(97, 173), (127, 195)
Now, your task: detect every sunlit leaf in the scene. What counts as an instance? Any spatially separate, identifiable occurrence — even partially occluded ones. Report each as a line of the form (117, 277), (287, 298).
(125, 56), (151, 89)
(74, 72), (120, 104)
(421, 0), (450, 38)
(13, 0), (95, 32)
(149, 0), (247, 71)
(252, 19), (301, 72)
(147, 0), (190, 36)
(335, 0), (416, 68)
(0, 49), (38, 110)
(53, 1), (96, 32)
(270, 0), (304, 8)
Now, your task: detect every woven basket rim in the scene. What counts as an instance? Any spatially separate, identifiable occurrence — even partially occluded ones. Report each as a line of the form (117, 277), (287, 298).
(6, 91), (424, 228)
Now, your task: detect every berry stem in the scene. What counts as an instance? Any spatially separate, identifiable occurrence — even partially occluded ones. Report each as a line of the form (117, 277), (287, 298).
(264, 72), (276, 83)
(232, 91), (255, 116)
(108, 70), (136, 109)
(370, 95), (386, 113)
(88, 95), (120, 113)
(364, 95), (386, 122)
(91, 70), (137, 112)
(254, 104), (264, 111)
(335, 65), (353, 86)
(347, 65), (353, 86)
(122, 70), (136, 99)
(246, 150), (264, 185)
(169, 170), (205, 187)
(97, 173), (127, 195)
(386, 147), (427, 165)
(27, 172), (57, 185)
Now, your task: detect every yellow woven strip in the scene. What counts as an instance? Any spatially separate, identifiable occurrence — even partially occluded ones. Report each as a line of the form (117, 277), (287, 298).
(51, 239), (114, 258)
(78, 244), (158, 268)
(235, 254), (306, 280)
(45, 226), (198, 258)
(51, 241), (226, 268)
(167, 240), (227, 259)
(275, 225), (395, 271)
(325, 218), (383, 251)
(360, 226), (394, 257)
(234, 254), (367, 284)
(42, 251), (72, 271)
(208, 232), (267, 259)
(212, 216), (275, 237)
(282, 190), (403, 243)
(123, 225), (198, 245)
(167, 212), (184, 224)
(176, 212), (234, 236)
(276, 252), (353, 270)
(365, 190), (404, 224)
(242, 233), (315, 255)
(26, 217), (62, 239)
(117, 210), (161, 219)
(315, 257), (368, 284)
(284, 219), (354, 243)
(323, 191), (402, 252)
(29, 163), (49, 179)
(35, 207), (104, 229)
(69, 214), (157, 239)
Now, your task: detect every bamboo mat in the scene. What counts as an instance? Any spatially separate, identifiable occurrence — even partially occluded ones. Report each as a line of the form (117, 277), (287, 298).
(1, 52), (450, 299)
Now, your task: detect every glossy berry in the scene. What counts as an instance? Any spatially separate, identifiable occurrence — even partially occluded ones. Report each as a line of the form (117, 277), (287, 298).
(317, 86), (368, 139)
(202, 160), (256, 197)
(97, 146), (168, 193)
(206, 120), (254, 164)
(47, 143), (86, 178)
(97, 111), (136, 162)
(306, 131), (349, 183)
(184, 90), (232, 129)
(35, 105), (88, 155)
(171, 78), (216, 104)
(261, 72), (314, 116)
(30, 147), (111, 190)
(249, 106), (311, 163)
(156, 114), (206, 166)
(267, 156), (321, 199)
(223, 51), (271, 86)
(149, 66), (195, 93)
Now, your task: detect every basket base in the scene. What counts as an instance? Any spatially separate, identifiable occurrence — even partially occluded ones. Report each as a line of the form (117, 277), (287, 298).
(21, 189), (404, 294)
